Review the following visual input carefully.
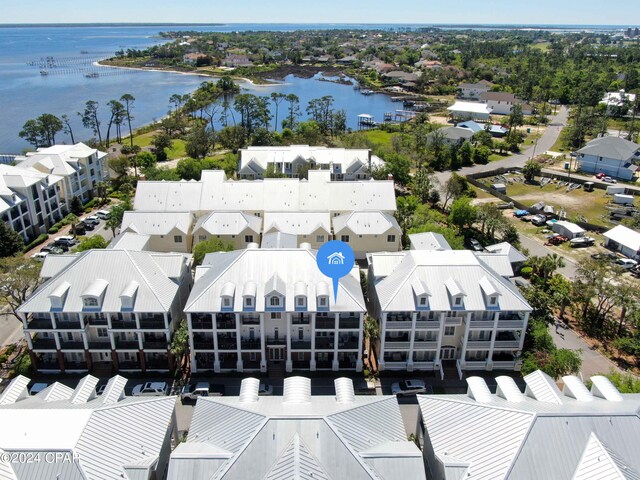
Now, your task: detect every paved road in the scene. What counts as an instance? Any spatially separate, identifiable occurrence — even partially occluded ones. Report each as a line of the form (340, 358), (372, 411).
(0, 308), (23, 348)
(518, 234), (578, 279)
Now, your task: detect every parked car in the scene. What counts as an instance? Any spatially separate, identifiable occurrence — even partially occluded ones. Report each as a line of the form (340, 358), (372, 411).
(630, 265), (640, 278)
(531, 214), (547, 226)
(467, 238), (483, 252)
(30, 252), (48, 261)
(96, 209), (111, 220)
(569, 236), (595, 248)
(54, 235), (77, 247)
(81, 220), (95, 231)
(614, 258), (638, 270)
(51, 240), (70, 252)
(29, 383), (48, 395)
(40, 245), (64, 255)
(83, 215), (100, 226)
(603, 176), (617, 184)
(259, 383), (274, 396)
(73, 223), (86, 236)
(131, 381), (168, 396)
(391, 379), (427, 396)
(595, 172), (606, 180)
(181, 382), (210, 401)
(547, 235), (568, 245)
(514, 209), (529, 217)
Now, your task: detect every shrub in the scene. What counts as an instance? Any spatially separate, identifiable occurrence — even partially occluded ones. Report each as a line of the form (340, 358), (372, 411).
(520, 266), (533, 278)
(48, 226), (59, 234)
(4, 344), (16, 355)
(23, 234), (49, 252)
(12, 351), (31, 375)
(0, 354), (8, 364)
(83, 198), (99, 210)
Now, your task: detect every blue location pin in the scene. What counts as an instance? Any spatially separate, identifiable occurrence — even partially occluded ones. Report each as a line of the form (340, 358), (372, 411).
(316, 240), (355, 302)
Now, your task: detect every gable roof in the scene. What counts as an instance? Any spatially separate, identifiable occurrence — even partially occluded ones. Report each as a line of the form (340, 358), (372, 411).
(603, 224), (640, 251)
(332, 211), (401, 235)
(485, 242), (528, 264)
(409, 232), (452, 251)
(121, 211), (194, 236)
(263, 212), (331, 235)
(194, 211), (262, 236)
(577, 136), (640, 161)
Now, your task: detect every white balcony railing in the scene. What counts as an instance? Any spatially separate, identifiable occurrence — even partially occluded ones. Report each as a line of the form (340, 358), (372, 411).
(412, 341), (438, 350)
(385, 341), (411, 349)
(385, 321), (412, 330)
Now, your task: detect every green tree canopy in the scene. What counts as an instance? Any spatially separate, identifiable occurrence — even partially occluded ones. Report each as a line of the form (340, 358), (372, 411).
(0, 221), (24, 257)
(193, 237), (234, 265)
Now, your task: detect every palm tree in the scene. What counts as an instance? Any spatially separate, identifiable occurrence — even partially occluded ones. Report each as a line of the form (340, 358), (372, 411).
(364, 315), (380, 372)
(543, 253), (566, 280)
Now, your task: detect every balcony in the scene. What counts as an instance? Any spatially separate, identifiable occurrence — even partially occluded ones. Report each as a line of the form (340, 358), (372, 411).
(85, 315), (108, 326)
(338, 337), (359, 349)
(266, 336), (286, 346)
(32, 338), (57, 350)
(338, 317), (360, 329)
(291, 340), (311, 350)
(217, 337), (237, 350)
(387, 313), (412, 323)
(468, 319), (494, 329)
(114, 339), (139, 350)
(193, 337), (214, 350)
(59, 340), (84, 350)
(494, 340), (520, 349)
(119, 361), (141, 370)
(241, 315), (260, 325)
(416, 317), (440, 329)
(87, 340), (111, 350)
(498, 319), (526, 329)
(240, 339), (261, 350)
(315, 360), (333, 369)
(413, 340), (438, 350)
(56, 320), (83, 330)
(466, 339), (491, 349)
(111, 319), (137, 330)
(139, 317), (165, 329)
(445, 316), (464, 325)
(386, 321), (412, 330)
(385, 341), (410, 349)
(315, 318), (335, 330)
(27, 318), (53, 330)
(292, 314), (311, 325)
(216, 320), (236, 330)
(143, 341), (168, 350)
(315, 337), (334, 350)
(191, 316), (213, 330)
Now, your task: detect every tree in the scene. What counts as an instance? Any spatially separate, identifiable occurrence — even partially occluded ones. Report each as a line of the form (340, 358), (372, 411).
(105, 199), (131, 237)
(0, 221), (24, 257)
(270, 92), (286, 131)
(448, 196), (477, 233)
(69, 196), (83, 216)
(105, 99), (126, 147)
(185, 124), (215, 159)
(522, 160), (542, 182)
(72, 235), (108, 252)
(383, 153), (412, 186)
(78, 100), (102, 144)
(95, 181), (109, 205)
(135, 152), (156, 171)
(459, 140), (473, 166)
(0, 257), (44, 317)
(19, 119), (43, 148)
(193, 237), (234, 265)
(363, 315), (380, 372)
(472, 145), (491, 164)
(442, 173), (471, 209)
(37, 114), (63, 146)
(67, 214), (79, 235)
(508, 103), (524, 134)
(61, 114), (75, 144)
(412, 166), (440, 204)
(170, 319), (190, 375)
(218, 125), (247, 152)
(152, 132), (173, 162)
(120, 94), (136, 147)
(396, 195), (419, 247)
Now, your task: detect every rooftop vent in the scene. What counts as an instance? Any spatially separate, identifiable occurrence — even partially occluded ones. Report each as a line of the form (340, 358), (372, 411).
(283, 377), (311, 405)
(495, 376), (525, 402)
(562, 375), (593, 402)
(334, 378), (355, 404)
(239, 378), (259, 404)
(466, 377), (493, 404)
(0, 375), (30, 405)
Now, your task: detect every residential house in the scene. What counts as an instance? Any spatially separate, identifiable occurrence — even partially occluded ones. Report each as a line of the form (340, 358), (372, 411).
(120, 211), (194, 253)
(367, 249), (531, 373)
(0, 164), (64, 240)
(417, 372), (640, 480)
(332, 211), (402, 259)
(447, 101), (492, 121)
(223, 55), (253, 67)
(601, 90), (636, 114)
(383, 71), (420, 85)
(17, 248), (192, 374)
(167, 377), (426, 480)
(14, 143), (109, 204)
(0, 374), (178, 480)
(263, 212), (331, 249)
(182, 52), (208, 65)
(185, 246), (366, 373)
(603, 224), (640, 259)
(576, 136), (640, 180)
(238, 145), (384, 180)
(480, 92), (533, 115)
(193, 211), (262, 249)
(458, 81), (492, 100)
(457, 120), (508, 137)
(431, 126), (475, 146)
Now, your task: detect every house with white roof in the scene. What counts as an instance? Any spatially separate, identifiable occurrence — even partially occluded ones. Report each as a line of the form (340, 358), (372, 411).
(457, 81), (492, 100)
(603, 224), (640, 260)
(14, 143), (108, 204)
(417, 371), (640, 480)
(576, 136), (640, 180)
(332, 211), (402, 259)
(185, 246), (366, 374)
(0, 374), (177, 480)
(121, 211), (195, 253)
(193, 211), (262, 249)
(430, 126), (475, 146)
(447, 101), (492, 121)
(17, 248), (192, 374)
(238, 145), (385, 180)
(485, 242), (528, 272)
(367, 249), (531, 373)
(601, 90), (637, 114)
(167, 377), (426, 480)
(552, 220), (585, 239)
(480, 92), (533, 115)
(0, 164), (64, 240)
(263, 212), (332, 249)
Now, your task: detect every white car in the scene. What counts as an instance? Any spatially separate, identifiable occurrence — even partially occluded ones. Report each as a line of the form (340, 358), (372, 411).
(259, 383), (273, 396)
(132, 381), (168, 396)
(391, 379), (427, 396)
(615, 258), (638, 270)
(83, 215), (100, 226)
(603, 176), (617, 184)
(30, 252), (48, 262)
(96, 209), (111, 220)
(29, 383), (49, 395)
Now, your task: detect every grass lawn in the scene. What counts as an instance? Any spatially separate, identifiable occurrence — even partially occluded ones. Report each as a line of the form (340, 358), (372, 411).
(488, 152), (511, 162)
(532, 42), (551, 52)
(133, 131), (186, 160)
(469, 185), (496, 200)
(349, 129), (396, 151)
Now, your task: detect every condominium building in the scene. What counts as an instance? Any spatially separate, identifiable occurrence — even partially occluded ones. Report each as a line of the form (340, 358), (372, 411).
(368, 249), (531, 374)
(14, 142), (109, 203)
(263, 211), (331, 249)
(238, 145), (385, 180)
(185, 246), (366, 373)
(193, 211), (262, 249)
(168, 377), (426, 480)
(17, 248), (192, 374)
(333, 211), (402, 259)
(0, 374), (178, 480)
(121, 211), (195, 253)
(0, 164), (64, 240)
(417, 372), (640, 480)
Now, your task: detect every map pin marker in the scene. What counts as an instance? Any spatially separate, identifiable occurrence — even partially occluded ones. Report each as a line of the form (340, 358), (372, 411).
(316, 240), (355, 302)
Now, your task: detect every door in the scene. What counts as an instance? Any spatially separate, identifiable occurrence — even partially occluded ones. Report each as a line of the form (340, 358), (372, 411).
(269, 347), (284, 361)
(440, 346), (457, 361)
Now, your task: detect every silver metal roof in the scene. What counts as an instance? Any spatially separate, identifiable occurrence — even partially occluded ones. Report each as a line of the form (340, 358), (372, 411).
(194, 211), (262, 236)
(409, 232), (452, 251)
(332, 211), (401, 235)
(577, 136), (640, 161)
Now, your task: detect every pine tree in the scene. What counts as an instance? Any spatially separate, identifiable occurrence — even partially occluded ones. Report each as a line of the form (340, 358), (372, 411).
(0, 221), (24, 257)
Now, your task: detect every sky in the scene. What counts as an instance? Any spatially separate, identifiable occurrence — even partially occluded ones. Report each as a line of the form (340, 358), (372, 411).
(2, 0), (640, 25)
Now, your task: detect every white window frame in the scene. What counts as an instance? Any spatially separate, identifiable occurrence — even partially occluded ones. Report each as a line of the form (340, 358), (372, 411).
(174, 235), (183, 243)
(387, 234), (396, 242)
(83, 297), (98, 308)
(296, 296), (305, 307)
(419, 297), (427, 306)
(270, 296), (280, 307)
(318, 296), (328, 307)
(444, 326), (455, 336)
(245, 297), (253, 307)
(223, 297), (231, 308)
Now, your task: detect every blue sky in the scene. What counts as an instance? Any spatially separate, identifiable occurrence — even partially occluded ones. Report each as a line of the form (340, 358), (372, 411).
(3, 0), (640, 25)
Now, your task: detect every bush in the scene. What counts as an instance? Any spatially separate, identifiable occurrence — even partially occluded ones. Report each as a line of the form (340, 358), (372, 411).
(12, 351), (31, 375)
(23, 234), (49, 252)
(48, 226), (59, 234)
(4, 344), (16, 355)
(83, 198), (99, 210)
(0, 354), (8, 364)
(520, 266), (533, 278)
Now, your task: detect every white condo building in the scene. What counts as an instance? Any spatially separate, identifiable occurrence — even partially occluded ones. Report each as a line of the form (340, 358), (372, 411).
(17, 248), (192, 374)
(368, 248), (531, 374)
(185, 246), (366, 374)
(14, 143), (109, 204)
(0, 164), (64, 240)
(238, 145), (385, 180)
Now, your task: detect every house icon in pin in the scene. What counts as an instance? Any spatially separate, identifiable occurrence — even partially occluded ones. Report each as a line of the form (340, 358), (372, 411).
(327, 252), (345, 265)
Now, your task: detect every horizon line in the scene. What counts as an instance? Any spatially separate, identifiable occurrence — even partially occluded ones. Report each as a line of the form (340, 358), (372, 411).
(0, 22), (634, 27)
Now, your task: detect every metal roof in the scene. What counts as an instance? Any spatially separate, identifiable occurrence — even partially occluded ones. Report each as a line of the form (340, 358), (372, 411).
(524, 371), (564, 404)
(260, 232), (297, 249)
(571, 433), (639, 480)
(194, 211), (262, 236)
(70, 375), (99, 404)
(603, 225), (640, 252)
(264, 433), (330, 480)
(332, 211), (401, 235)
(0, 376), (29, 405)
(485, 242), (528, 264)
(264, 212), (331, 235)
(447, 101), (493, 114)
(34, 382), (74, 402)
(409, 232), (452, 251)
(578, 136), (640, 161)
(121, 211), (193, 236)
(108, 232), (151, 251)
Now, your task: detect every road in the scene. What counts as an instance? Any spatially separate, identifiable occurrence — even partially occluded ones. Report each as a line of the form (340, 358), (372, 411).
(518, 235), (578, 279)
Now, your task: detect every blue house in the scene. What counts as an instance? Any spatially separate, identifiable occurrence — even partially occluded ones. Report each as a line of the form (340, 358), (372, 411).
(576, 136), (640, 180)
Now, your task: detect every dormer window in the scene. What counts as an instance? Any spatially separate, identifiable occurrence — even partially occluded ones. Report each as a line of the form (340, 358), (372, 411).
(419, 297), (427, 306)
(454, 297), (462, 306)
(84, 297), (99, 308)
(318, 297), (327, 307)
(220, 282), (235, 310)
(479, 276), (501, 308)
(245, 297), (253, 307)
(270, 296), (280, 307)
(223, 298), (231, 308)
(297, 297), (305, 307)
(242, 281), (256, 310)
(489, 296), (497, 306)
(81, 278), (108, 310)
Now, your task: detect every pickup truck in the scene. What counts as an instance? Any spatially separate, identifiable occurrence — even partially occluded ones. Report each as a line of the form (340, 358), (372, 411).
(180, 382), (225, 401)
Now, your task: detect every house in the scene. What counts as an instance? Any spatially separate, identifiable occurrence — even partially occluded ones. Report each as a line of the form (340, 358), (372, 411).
(603, 224), (640, 260)
(417, 372), (640, 480)
(383, 71), (420, 84)
(601, 90), (636, 114)
(263, 212), (331, 249)
(222, 54), (253, 67)
(552, 220), (585, 239)
(121, 211), (194, 253)
(456, 120), (485, 134)
(367, 249), (531, 373)
(576, 136), (640, 181)
(431, 126), (475, 145)
(409, 232), (451, 251)
(447, 101), (493, 121)
(458, 81), (492, 100)
(193, 211), (262, 249)
(485, 242), (528, 272)
(480, 92), (533, 115)
(108, 232), (151, 251)
(14, 143), (109, 204)
(17, 248), (192, 373)
(0, 374), (178, 480)
(238, 145), (384, 180)
(182, 52), (208, 65)
(185, 246), (366, 373)
(333, 211), (402, 259)
(167, 377), (426, 480)
(0, 164), (64, 241)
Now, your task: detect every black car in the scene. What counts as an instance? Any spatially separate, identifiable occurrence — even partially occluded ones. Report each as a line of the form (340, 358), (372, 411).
(73, 224), (86, 236)
(51, 241), (70, 252)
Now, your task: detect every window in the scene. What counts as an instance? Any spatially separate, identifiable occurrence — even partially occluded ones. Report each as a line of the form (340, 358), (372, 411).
(297, 297), (304, 307)
(419, 297), (427, 306)
(249, 352), (256, 361)
(387, 234), (396, 242)
(270, 312), (280, 319)
(174, 235), (183, 243)
(199, 235), (207, 242)
(223, 298), (231, 308)
(298, 328), (304, 340)
(444, 326), (455, 336)
(341, 235), (349, 243)
(90, 169), (95, 176)
(66, 332), (73, 341)
(97, 328), (108, 338)
(270, 296), (280, 307)
(84, 297), (98, 307)
(454, 297), (462, 306)
(316, 235), (325, 243)
(245, 235), (253, 243)
(245, 297), (253, 307)
(274, 328), (279, 340)
(318, 297), (327, 307)
(489, 296), (497, 306)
